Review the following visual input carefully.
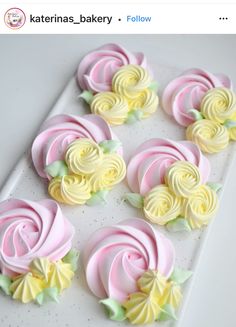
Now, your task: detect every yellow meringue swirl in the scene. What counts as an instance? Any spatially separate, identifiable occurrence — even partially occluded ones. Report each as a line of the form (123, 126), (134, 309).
(65, 138), (103, 174)
(159, 281), (182, 308)
(123, 292), (161, 325)
(201, 87), (236, 123)
(183, 184), (219, 229)
(89, 154), (126, 192)
(30, 257), (51, 282)
(186, 119), (229, 153)
(138, 270), (167, 297)
(112, 64), (152, 99)
(128, 89), (159, 118)
(48, 260), (74, 291)
(90, 92), (129, 125)
(10, 273), (44, 304)
(165, 161), (201, 198)
(48, 174), (91, 205)
(143, 185), (182, 225)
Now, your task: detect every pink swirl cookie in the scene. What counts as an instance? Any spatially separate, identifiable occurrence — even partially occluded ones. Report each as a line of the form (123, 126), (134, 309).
(77, 43), (150, 93)
(32, 114), (122, 179)
(127, 138), (210, 196)
(162, 68), (232, 126)
(0, 198), (74, 277)
(83, 218), (175, 302)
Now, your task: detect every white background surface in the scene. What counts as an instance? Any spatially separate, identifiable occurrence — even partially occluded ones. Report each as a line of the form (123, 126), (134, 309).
(0, 35), (236, 327)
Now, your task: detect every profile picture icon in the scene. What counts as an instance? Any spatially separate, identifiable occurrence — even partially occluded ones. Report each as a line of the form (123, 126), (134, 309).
(4, 8), (26, 29)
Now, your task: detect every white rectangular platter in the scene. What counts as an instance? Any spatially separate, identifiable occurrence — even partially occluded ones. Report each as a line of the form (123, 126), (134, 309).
(0, 64), (235, 327)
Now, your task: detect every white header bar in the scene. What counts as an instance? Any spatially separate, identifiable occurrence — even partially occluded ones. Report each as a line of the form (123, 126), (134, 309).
(1, 4), (236, 34)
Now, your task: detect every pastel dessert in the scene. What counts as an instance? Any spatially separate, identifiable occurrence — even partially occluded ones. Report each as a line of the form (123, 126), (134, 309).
(162, 69), (236, 153)
(32, 114), (126, 205)
(77, 44), (159, 125)
(83, 218), (192, 324)
(125, 139), (221, 231)
(0, 198), (79, 305)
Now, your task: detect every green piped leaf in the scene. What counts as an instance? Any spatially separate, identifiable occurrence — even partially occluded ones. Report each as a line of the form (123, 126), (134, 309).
(148, 81), (158, 92)
(126, 110), (143, 124)
(224, 119), (236, 129)
(45, 160), (68, 178)
(62, 249), (80, 272)
(166, 217), (191, 232)
(86, 190), (109, 206)
(170, 267), (193, 285)
(158, 304), (177, 321)
(188, 109), (204, 121)
(100, 298), (126, 321)
(123, 193), (144, 209)
(35, 287), (60, 306)
(206, 182), (222, 193)
(99, 140), (122, 154)
(78, 90), (94, 104)
(0, 274), (12, 296)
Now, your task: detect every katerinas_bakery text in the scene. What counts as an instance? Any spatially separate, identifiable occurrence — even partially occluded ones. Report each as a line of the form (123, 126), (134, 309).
(29, 14), (113, 25)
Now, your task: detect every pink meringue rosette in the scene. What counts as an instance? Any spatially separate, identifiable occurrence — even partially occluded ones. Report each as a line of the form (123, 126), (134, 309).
(162, 68), (232, 126)
(0, 198), (74, 277)
(32, 113), (122, 179)
(83, 218), (175, 303)
(127, 138), (210, 196)
(0, 198), (78, 305)
(77, 43), (150, 94)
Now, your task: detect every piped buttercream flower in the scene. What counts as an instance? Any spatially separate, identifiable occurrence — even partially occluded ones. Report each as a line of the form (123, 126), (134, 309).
(128, 89), (159, 118)
(123, 292), (161, 324)
(137, 270), (167, 297)
(200, 87), (236, 123)
(77, 43), (150, 93)
(112, 65), (152, 99)
(183, 185), (219, 229)
(83, 218), (175, 302)
(186, 119), (229, 153)
(90, 92), (129, 125)
(127, 138), (210, 196)
(162, 68), (232, 126)
(143, 185), (182, 225)
(89, 154), (126, 192)
(32, 113), (123, 179)
(48, 175), (91, 205)
(165, 161), (201, 198)
(65, 138), (104, 174)
(0, 199), (74, 277)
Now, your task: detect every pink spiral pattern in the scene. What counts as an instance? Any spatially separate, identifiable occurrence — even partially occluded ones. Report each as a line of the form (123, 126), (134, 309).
(127, 138), (211, 196)
(0, 198), (74, 277)
(32, 114), (122, 179)
(77, 43), (150, 93)
(162, 68), (232, 126)
(83, 218), (175, 302)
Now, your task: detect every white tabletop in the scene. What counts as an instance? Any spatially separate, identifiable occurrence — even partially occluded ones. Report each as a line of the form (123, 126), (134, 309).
(0, 35), (236, 327)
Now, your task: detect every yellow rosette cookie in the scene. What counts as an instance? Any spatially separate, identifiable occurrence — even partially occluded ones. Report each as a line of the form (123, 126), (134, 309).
(89, 154), (126, 192)
(112, 64), (152, 99)
(128, 89), (159, 118)
(201, 87), (236, 123)
(143, 185), (182, 225)
(186, 119), (229, 153)
(90, 92), (129, 125)
(165, 161), (201, 198)
(65, 138), (103, 174)
(183, 184), (219, 229)
(123, 292), (161, 325)
(48, 174), (91, 205)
